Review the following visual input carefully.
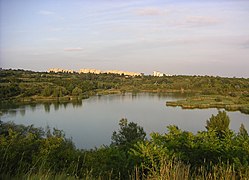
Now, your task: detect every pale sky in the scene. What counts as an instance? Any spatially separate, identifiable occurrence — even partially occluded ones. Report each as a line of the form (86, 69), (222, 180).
(0, 0), (249, 77)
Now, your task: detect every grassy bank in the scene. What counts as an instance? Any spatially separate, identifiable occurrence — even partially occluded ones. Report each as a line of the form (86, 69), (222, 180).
(2, 160), (249, 180)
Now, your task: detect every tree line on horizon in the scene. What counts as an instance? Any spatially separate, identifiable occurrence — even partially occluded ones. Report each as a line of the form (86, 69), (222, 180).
(1, 69), (249, 101)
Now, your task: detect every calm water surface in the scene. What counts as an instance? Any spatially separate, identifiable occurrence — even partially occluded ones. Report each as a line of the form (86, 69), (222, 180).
(1, 93), (249, 149)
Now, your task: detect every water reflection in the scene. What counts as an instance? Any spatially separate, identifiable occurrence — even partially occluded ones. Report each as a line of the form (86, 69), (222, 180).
(44, 103), (51, 113)
(9, 109), (17, 116)
(20, 109), (26, 116)
(72, 100), (82, 107)
(1, 93), (182, 118)
(1, 93), (248, 149)
(62, 102), (68, 109)
(0, 99), (83, 117)
(30, 104), (36, 112)
(53, 102), (60, 111)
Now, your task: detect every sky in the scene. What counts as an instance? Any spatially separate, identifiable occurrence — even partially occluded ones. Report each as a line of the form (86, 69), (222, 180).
(0, 0), (249, 77)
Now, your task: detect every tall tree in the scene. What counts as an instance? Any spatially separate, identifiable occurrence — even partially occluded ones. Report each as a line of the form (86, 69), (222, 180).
(111, 118), (146, 148)
(206, 111), (230, 138)
(239, 123), (248, 137)
(72, 87), (82, 96)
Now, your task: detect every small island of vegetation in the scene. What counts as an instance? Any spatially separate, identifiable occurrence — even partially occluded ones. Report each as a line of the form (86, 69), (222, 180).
(166, 94), (249, 114)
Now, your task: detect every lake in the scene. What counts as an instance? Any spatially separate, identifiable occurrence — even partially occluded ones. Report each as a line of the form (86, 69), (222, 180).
(1, 93), (249, 149)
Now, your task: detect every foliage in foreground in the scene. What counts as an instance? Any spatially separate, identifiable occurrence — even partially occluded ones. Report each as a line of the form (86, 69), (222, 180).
(0, 111), (249, 179)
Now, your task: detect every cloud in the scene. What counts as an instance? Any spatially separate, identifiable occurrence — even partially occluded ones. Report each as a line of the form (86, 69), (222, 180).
(185, 16), (220, 27)
(135, 7), (166, 16)
(38, 10), (55, 15)
(64, 48), (84, 52)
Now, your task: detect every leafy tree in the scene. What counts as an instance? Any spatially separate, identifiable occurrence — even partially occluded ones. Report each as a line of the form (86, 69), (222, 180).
(111, 118), (146, 148)
(42, 86), (52, 96)
(52, 87), (68, 97)
(67, 83), (75, 93)
(111, 119), (146, 179)
(206, 111), (230, 138)
(0, 83), (21, 99)
(72, 87), (82, 96)
(239, 123), (248, 137)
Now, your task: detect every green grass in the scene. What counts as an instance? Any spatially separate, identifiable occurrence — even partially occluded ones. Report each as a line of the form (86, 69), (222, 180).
(2, 160), (249, 180)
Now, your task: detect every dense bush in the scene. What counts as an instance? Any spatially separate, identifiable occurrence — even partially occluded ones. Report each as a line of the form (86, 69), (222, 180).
(1, 111), (249, 179)
(0, 84), (21, 99)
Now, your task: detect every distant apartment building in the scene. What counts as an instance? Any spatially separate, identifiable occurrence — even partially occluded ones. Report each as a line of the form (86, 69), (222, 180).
(79, 69), (102, 74)
(153, 71), (164, 77)
(105, 70), (141, 76)
(153, 71), (171, 77)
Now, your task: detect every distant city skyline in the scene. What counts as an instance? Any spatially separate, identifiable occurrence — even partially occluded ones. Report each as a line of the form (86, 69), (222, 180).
(0, 0), (249, 77)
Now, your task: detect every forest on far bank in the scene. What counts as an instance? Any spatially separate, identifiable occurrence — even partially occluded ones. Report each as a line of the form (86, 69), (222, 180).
(1, 68), (249, 98)
(1, 69), (249, 114)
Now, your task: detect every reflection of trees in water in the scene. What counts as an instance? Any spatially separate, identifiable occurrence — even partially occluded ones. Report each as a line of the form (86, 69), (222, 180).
(20, 109), (25, 116)
(62, 102), (68, 109)
(132, 92), (138, 99)
(0, 102), (21, 116)
(0, 109), (9, 116)
(72, 99), (82, 108)
(146, 92), (196, 100)
(44, 103), (51, 113)
(53, 102), (59, 111)
(0, 102), (19, 109)
(9, 109), (17, 116)
(0, 92), (195, 116)
(42, 100), (82, 112)
(0, 99), (84, 116)
(30, 104), (36, 112)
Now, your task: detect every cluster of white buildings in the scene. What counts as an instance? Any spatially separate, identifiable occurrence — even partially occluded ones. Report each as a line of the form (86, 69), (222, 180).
(79, 69), (141, 76)
(105, 70), (141, 76)
(79, 69), (102, 74)
(48, 68), (142, 76)
(48, 68), (171, 77)
(48, 68), (75, 73)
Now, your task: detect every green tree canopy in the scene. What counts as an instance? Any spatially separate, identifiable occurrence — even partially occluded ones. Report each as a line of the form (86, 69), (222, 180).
(42, 86), (52, 96)
(239, 123), (248, 137)
(111, 118), (146, 148)
(206, 111), (230, 138)
(72, 87), (82, 96)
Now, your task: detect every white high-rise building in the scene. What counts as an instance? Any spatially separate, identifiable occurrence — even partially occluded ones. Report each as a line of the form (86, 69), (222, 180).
(153, 71), (164, 77)
(153, 71), (172, 77)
